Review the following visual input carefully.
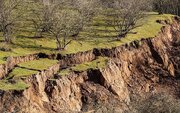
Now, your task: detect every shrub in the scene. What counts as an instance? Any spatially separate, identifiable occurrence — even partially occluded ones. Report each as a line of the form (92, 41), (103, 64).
(126, 93), (180, 113)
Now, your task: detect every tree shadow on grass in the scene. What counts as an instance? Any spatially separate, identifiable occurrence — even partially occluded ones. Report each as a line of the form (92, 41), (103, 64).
(15, 43), (55, 51)
(13, 40), (55, 52)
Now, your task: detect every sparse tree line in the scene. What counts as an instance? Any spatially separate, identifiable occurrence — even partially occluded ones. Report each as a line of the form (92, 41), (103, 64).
(103, 0), (152, 40)
(0, 0), (99, 50)
(153, 0), (180, 16)
(0, 0), (179, 51)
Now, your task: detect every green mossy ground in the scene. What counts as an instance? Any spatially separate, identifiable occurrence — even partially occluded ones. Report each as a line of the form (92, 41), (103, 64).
(8, 59), (58, 79)
(8, 67), (38, 79)
(59, 57), (108, 76)
(18, 58), (58, 70)
(0, 80), (29, 91)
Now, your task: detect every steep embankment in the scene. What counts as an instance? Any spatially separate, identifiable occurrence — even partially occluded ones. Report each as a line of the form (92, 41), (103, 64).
(0, 17), (179, 113)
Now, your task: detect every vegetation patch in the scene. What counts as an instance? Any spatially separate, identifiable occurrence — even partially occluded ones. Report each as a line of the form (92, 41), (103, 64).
(8, 67), (38, 79)
(0, 80), (29, 91)
(18, 58), (58, 70)
(59, 69), (71, 76)
(63, 13), (173, 54)
(59, 57), (108, 76)
(72, 57), (109, 71)
(7, 59), (58, 79)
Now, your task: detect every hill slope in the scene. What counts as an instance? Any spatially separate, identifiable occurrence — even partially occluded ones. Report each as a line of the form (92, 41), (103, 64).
(0, 16), (179, 113)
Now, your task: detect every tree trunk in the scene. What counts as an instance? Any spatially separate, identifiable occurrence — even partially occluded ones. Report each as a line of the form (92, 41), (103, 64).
(71, 32), (79, 40)
(3, 32), (12, 44)
(34, 31), (43, 38)
(56, 36), (61, 51)
(63, 36), (66, 49)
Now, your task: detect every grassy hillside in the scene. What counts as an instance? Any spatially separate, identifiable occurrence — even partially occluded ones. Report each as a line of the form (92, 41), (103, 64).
(0, 13), (173, 64)
(0, 12), (173, 91)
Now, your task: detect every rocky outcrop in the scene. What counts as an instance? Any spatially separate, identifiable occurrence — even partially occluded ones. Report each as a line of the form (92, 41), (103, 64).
(0, 60), (130, 113)
(99, 61), (130, 104)
(0, 17), (179, 112)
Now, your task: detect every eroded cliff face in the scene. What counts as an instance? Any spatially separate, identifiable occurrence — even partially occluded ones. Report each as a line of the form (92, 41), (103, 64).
(0, 17), (179, 113)
(0, 49), (95, 79)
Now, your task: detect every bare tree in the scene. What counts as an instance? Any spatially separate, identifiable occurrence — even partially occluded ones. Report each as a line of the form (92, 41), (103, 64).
(69, 0), (99, 39)
(0, 0), (24, 43)
(29, 2), (57, 38)
(49, 9), (82, 50)
(104, 0), (151, 40)
(47, 0), (99, 50)
(30, 0), (100, 50)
